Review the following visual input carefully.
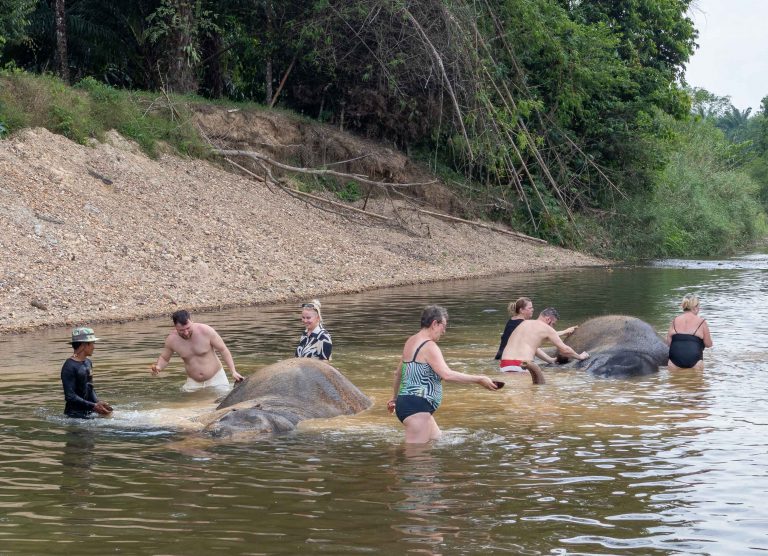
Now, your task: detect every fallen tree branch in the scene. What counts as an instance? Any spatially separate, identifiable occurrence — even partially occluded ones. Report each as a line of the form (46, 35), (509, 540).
(222, 157), (391, 222)
(214, 148), (435, 189)
(286, 189), (392, 221)
(411, 208), (547, 244)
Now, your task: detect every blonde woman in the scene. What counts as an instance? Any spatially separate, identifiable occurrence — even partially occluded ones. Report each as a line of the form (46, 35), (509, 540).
(296, 299), (332, 360)
(494, 297), (534, 360)
(665, 293), (713, 370)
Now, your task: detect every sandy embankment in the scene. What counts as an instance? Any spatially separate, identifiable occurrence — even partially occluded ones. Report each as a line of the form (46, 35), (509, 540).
(0, 120), (606, 335)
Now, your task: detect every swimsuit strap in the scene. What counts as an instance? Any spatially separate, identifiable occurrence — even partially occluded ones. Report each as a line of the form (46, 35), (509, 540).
(407, 340), (432, 363)
(673, 316), (705, 335)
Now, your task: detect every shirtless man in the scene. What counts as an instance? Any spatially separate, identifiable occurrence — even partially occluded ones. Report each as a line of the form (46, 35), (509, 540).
(500, 307), (589, 373)
(150, 310), (244, 391)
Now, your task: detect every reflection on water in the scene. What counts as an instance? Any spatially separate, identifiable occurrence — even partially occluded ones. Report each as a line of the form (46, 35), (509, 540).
(1, 260), (768, 553)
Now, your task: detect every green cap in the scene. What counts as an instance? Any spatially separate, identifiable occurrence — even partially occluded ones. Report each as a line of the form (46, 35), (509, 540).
(71, 327), (99, 343)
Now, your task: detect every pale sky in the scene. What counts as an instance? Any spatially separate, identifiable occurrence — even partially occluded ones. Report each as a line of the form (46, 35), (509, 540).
(684, 0), (768, 112)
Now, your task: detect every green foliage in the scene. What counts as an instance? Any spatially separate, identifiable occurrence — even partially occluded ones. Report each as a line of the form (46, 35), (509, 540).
(295, 173), (363, 203)
(335, 181), (361, 202)
(0, 72), (97, 143)
(600, 115), (766, 259)
(0, 0), (35, 53)
(0, 71), (207, 156)
(688, 86), (732, 119)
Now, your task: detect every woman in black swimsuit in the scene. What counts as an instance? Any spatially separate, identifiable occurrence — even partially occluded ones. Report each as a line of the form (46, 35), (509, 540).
(665, 293), (713, 370)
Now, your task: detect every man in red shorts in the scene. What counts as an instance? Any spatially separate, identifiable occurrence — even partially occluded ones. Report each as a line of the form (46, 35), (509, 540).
(500, 307), (588, 373)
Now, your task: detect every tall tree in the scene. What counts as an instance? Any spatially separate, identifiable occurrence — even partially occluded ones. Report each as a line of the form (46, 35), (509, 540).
(717, 106), (752, 143)
(54, 0), (69, 82)
(147, 0), (211, 94)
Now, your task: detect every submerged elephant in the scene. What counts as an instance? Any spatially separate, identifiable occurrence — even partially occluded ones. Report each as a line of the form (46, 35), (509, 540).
(553, 315), (668, 377)
(195, 358), (372, 437)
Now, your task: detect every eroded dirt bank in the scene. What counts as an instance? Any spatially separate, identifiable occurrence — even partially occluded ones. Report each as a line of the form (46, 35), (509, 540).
(0, 125), (606, 335)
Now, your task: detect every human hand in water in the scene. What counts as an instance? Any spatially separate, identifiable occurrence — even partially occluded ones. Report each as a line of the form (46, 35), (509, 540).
(478, 376), (499, 390)
(386, 399), (396, 414)
(93, 401), (112, 415)
(232, 370), (244, 382)
(579, 351), (589, 360)
(149, 363), (161, 376)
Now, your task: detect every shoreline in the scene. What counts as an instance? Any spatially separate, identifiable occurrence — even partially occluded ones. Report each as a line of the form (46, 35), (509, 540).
(2, 263), (608, 336)
(1, 127), (608, 336)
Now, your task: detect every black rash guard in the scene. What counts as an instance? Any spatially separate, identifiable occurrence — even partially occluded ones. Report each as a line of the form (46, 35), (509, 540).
(61, 358), (99, 418)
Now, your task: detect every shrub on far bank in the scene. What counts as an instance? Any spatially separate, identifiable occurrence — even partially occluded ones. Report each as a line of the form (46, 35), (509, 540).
(598, 116), (766, 259)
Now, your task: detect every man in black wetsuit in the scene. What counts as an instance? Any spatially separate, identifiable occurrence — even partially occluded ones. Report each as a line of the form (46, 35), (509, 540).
(60, 327), (113, 418)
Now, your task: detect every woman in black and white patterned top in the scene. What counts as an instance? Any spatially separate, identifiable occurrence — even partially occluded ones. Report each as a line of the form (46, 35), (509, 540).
(295, 299), (333, 360)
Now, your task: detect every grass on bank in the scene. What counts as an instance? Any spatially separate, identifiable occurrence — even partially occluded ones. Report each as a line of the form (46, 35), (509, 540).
(0, 70), (209, 157)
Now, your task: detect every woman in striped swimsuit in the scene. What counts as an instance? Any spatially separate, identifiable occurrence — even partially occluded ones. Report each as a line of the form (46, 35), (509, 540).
(387, 305), (499, 444)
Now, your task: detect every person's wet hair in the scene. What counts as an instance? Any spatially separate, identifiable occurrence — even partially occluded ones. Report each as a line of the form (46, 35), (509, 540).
(681, 293), (700, 311)
(172, 309), (191, 325)
(508, 297), (532, 317)
(420, 305), (448, 328)
(71, 341), (84, 350)
(540, 307), (560, 320)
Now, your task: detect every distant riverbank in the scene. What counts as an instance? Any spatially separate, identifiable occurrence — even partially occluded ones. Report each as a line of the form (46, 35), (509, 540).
(0, 127), (607, 335)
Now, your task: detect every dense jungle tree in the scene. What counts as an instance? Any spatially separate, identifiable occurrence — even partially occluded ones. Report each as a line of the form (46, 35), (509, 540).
(0, 0), (36, 53)
(0, 0), (712, 241)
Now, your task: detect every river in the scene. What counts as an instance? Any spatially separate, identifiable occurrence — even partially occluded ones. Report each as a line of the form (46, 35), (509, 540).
(1, 251), (767, 554)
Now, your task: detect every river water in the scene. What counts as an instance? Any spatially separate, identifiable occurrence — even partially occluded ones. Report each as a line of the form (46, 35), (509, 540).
(1, 252), (767, 555)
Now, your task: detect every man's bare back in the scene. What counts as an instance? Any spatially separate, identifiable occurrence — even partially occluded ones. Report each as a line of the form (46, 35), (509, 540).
(150, 311), (243, 385)
(501, 311), (588, 363)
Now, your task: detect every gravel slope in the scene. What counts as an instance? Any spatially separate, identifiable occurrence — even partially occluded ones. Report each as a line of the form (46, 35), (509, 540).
(0, 127), (606, 335)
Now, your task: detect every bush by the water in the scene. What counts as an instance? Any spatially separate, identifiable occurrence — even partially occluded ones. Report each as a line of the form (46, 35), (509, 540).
(602, 116), (765, 259)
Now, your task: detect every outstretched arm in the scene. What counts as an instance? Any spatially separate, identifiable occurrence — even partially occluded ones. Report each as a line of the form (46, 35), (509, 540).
(550, 330), (588, 361)
(150, 342), (174, 375)
(535, 348), (556, 364)
(425, 343), (498, 390)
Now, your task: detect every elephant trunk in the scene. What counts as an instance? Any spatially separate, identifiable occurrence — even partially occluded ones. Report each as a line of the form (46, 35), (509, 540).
(521, 361), (545, 384)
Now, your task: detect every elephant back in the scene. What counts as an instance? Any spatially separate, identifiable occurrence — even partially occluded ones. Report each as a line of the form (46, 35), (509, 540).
(216, 358), (372, 415)
(566, 315), (669, 367)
